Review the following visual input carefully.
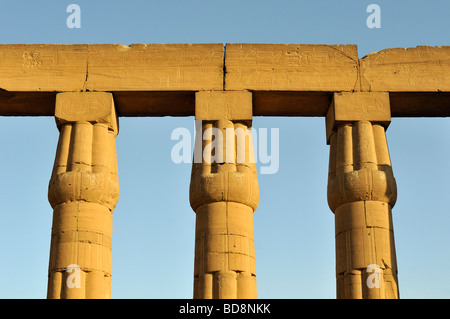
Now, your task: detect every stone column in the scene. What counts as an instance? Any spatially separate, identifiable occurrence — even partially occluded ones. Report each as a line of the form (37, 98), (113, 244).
(326, 92), (399, 299)
(189, 91), (259, 299)
(47, 92), (119, 299)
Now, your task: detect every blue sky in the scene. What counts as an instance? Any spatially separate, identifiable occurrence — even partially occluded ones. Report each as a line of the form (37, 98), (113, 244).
(0, 0), (449, 299)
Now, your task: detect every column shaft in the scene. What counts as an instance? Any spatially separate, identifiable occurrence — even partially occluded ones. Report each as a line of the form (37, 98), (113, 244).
(190, 91), (259, 299)
(326, 92), (399, 299)
(47, 92), (119, 299)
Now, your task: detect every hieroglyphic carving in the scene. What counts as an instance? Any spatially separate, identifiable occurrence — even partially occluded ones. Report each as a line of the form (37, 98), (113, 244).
(23, 50), (42, 68)
(360, 46), (450, 92)
(325, 92), (391, 143)
(55, 92), (118, 132)
(0, 44), (88, 91)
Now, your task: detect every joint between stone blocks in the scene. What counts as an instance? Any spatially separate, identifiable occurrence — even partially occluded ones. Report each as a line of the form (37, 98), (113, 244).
(55, 92), (119, 135)
(325, 92), (391, 144)
(195, 91), (253, 121)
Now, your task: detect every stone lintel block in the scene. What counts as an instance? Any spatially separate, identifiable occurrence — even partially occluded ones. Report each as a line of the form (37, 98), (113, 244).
(86, 43), (224, 91)
(225, 43), (359, 91)
(0, 44), (88, 92)
(360, 45), (450, 92)
(55, 92), (118, 134)
(325, 92), (391, 144)
(195, 91), (252, 121)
